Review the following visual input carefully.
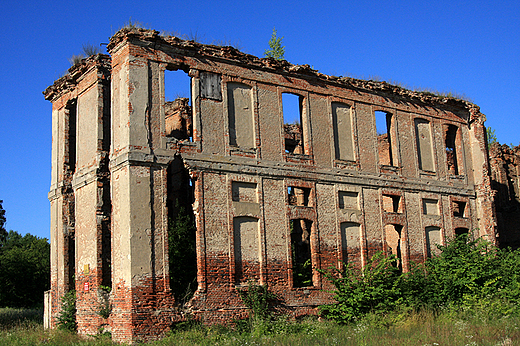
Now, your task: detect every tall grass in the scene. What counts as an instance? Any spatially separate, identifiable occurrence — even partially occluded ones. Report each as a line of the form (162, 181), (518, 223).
(150, 310), (520, 346)
(1, 308), (518, 345)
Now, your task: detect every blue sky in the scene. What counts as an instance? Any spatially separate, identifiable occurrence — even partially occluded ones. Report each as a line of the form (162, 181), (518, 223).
(0, 0), (518, 239)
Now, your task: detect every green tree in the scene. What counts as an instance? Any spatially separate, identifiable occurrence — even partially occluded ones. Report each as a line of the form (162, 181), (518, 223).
(0, 230), (50, 308)
(487, 126), (498, 148)
(0, 201), (6, 244)
(264, 27), (285, 60)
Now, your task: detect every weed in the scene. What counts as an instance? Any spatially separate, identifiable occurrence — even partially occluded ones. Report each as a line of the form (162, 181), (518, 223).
(237, 281), (279, 322)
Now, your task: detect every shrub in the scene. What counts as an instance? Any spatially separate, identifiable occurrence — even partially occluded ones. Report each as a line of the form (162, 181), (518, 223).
(57, 290), (76, 332)
(319, 251), (402, 323)
(320, 233), (520, 323)
(237, 281), (279, 322)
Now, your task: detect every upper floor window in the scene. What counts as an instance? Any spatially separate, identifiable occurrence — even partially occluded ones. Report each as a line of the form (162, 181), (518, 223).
(414, 118), (435, 172)
(227, 82), (255, 149)
(165, 69), (193, 141)
(282, 93), (307, 155)
(332, 102), (355, 162)
(375, 111), (398, 167)
(444, 124), (463, 175)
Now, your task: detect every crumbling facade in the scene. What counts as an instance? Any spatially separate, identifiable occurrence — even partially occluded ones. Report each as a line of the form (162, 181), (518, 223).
(489, 143), (520, 248)
(44, 28), (497, 343)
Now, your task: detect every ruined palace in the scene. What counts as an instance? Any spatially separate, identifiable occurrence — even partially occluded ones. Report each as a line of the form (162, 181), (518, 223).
(43, 27), (497, 343)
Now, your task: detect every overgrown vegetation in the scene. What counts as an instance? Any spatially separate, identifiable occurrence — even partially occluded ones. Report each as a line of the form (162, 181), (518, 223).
(265, 27), (285, 60)
(2, 308), (519, 345)
(320, 234), (520, 324)
(68, 43), (102, 66)
(57, 290), (76, 332)
(487, 126), (498, 148)
(239, 282), (278, 317)
(168, 200), (197, 305)
(0, 308), (42, 330)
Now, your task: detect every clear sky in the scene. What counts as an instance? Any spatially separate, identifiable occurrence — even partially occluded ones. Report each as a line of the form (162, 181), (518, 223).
(0, 0), (518, 240)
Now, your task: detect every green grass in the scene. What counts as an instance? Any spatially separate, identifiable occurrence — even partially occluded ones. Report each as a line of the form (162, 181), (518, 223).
(150, 308), (520, 346)
(1, 308), (519, 345)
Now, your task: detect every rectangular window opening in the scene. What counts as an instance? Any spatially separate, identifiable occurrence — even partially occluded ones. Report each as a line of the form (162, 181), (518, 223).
(167, 156), (198, 305)
(338, 191), (359, 209)
(452, 201), (466, 218)
(385, 224), (403, 272)
(425, 226), (442, 258)
(415, 118), (435, 172)
(332, 102), (355, 161)
(422, 198), (439, 215)
(232, 182), (258, 203)
(234, 217), (260, 284)
(445, 124), (459, 175)
(228, 82), (255, 149)
(165, 69), (193, 141)
(375, 111), (396, 166)
(383, 194), (402, 213)
(288, 186), (311, 206)
(290, 219), (313, 287)
(283, 93), (304, 155)
(65, 100), (77, 173)
(455, 227), (469, 236)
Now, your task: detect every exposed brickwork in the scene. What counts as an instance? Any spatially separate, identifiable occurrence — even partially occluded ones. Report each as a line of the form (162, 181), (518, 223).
(489, 143), (520, 248)
(44, 27), (499, 344)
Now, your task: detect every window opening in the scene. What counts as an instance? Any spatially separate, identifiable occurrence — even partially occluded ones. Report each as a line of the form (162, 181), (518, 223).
(290, 219), (313, 287)
(332, 102), (355, 161)
(383, 194), (401, 213)
(64, 100), (77, 292)
(340, 222), (361, 268)
(227, 83), (254, 148)
(422, 198), (439, 215)
(283, 93), (304, 154)
(288, 186), (311, 206)
(425, 226), (442, 258)
(455, 227), (469, 236)
(452, 201), (466, 218)
(338, 191), (359, 209)
(445, 125), (459, 175)
(415, 118), (435, 172)
(167, 156), (197, 305)
(65, 101), (77, 173)
(375, 111), (395, 166)
(165, 69), (193, 141)
(233, 216), (260, 284)
(385, 224), (403, 272)
(232, 182), (258, 203)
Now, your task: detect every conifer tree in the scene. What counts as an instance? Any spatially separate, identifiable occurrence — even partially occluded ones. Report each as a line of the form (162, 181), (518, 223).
(264, 27), (285, 60)
(0, 200), (6, 244)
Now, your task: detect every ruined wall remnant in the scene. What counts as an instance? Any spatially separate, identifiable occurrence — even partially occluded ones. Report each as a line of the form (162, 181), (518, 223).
(44, 27), (498, 344)
(489, 143), (520, 248)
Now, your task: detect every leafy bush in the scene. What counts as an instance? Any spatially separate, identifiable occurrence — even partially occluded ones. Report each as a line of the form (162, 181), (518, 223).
(57, 290), (76, 332)
(319, 251), (402, 323)
(320, 233), (520, 323)
(237, 281), (279, 322)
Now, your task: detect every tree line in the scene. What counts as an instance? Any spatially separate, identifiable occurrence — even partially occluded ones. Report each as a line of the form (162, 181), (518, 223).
(0, 200), (50, 308)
